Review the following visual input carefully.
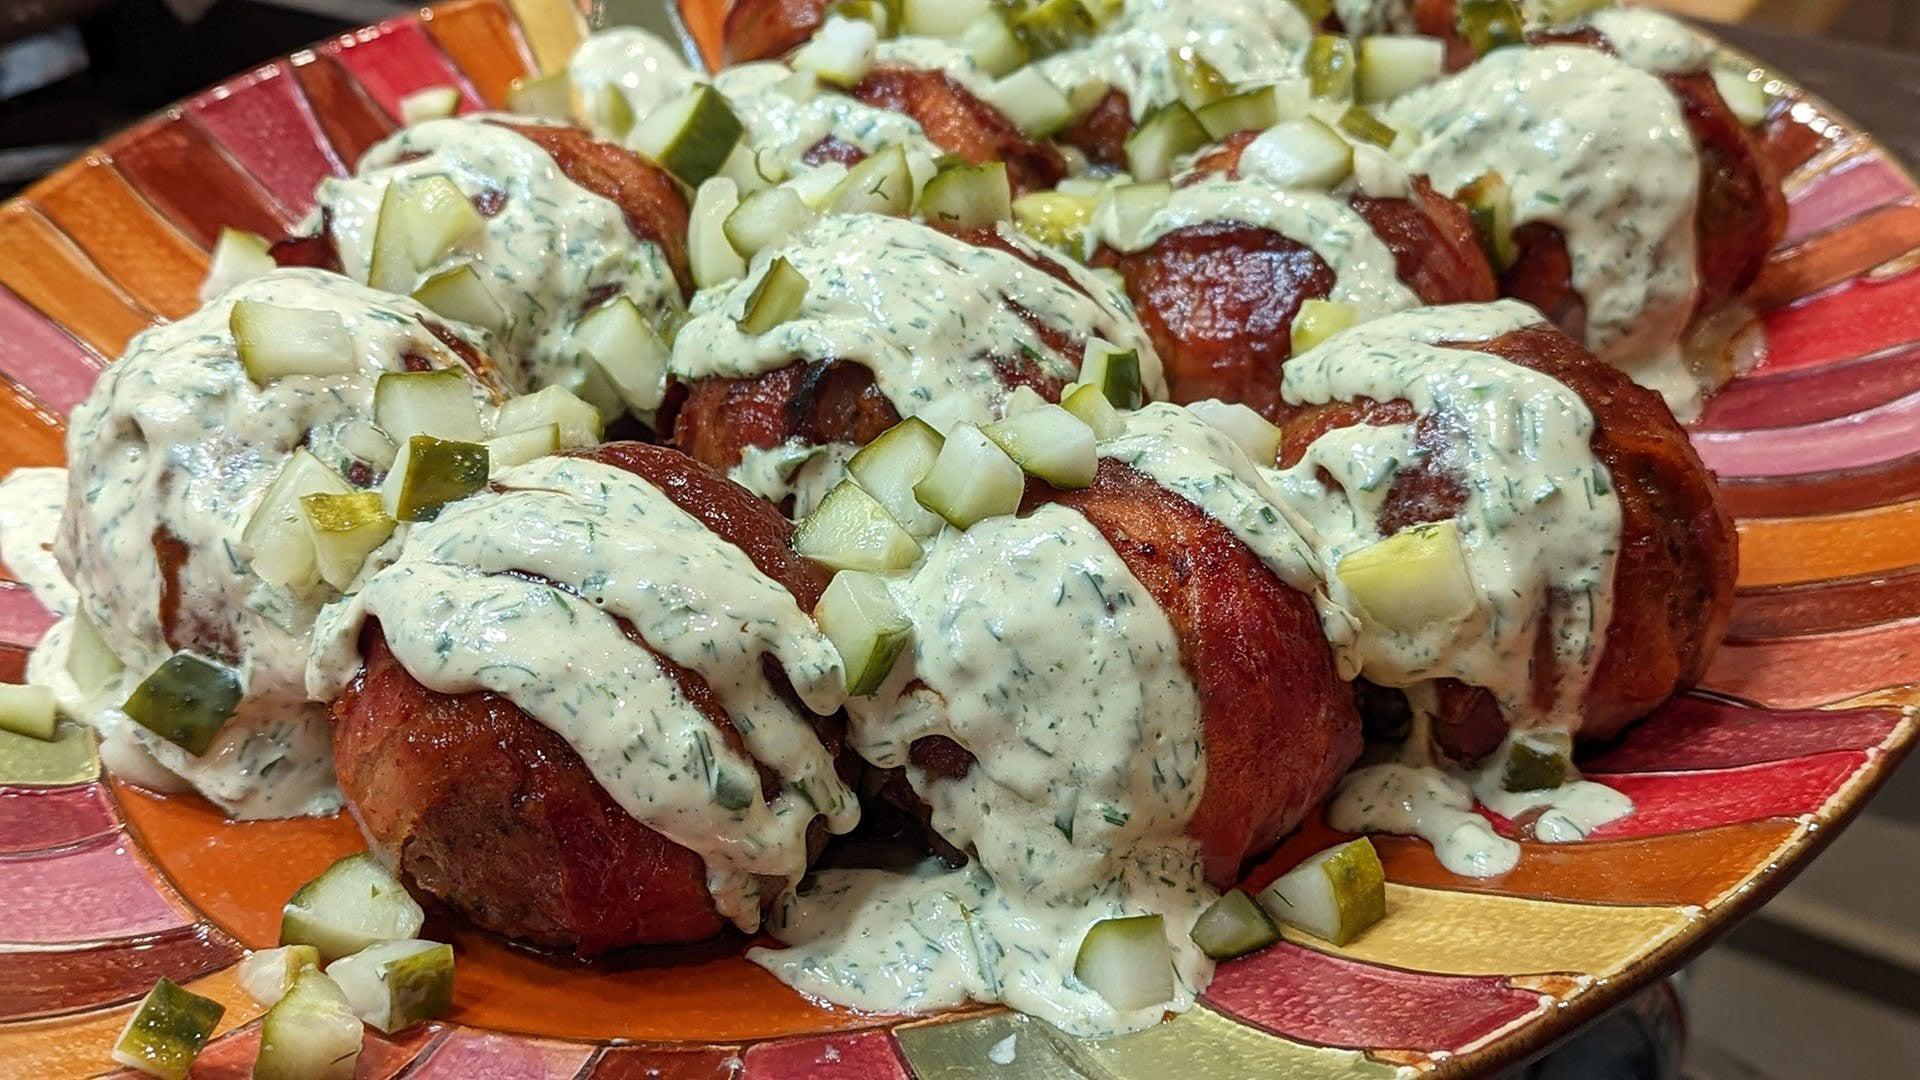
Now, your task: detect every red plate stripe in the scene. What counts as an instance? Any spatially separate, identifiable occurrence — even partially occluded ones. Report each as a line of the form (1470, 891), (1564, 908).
(1204, 941), (1544, 1052)
(1584, 695), (1902, 773)
(0, 286), (101, 414)
(1784, 153), (1912, 245)
(1580, 751), (1869, 841)
(1757, 267), (1920, 376)
(743, 1030), (912, 1078)
(0, 831), (195, 944)
(0, 923), (240, 1022)
(186, 62), (346, 217)
(0, 785), (117, 855)
(327, 18), (486, 122)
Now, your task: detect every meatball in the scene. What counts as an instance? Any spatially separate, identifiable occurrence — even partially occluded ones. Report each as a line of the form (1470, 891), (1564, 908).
(666, 214), (1159, 507)
(276, 117), (691, 411)
(851, 66), (1067, 196)
(326, 443), (851, 953)
(1092, 137), (1497, 414)
(1277, 315), (1737, 762)
(871, 449), (1361, 887)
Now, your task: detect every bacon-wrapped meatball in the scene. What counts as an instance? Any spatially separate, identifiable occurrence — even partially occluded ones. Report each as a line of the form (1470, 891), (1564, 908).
(1379, 14), (1785, 414)
(1089, 152), (1496, 415)
(1267, 301), (1735, 763)
(281, 115), (691, 418)
(313, 443), (857, 953)
(51, 268), (506, 818)
(761, 404), (1358, 1033)
(667, 212), (1160, 509)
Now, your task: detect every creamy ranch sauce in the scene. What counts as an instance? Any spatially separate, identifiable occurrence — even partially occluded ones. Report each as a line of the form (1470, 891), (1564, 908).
(310, 455), (856, 927)
(1329, 726), (1633, 877)
(1090, 177), (1421, 324)
(51, 268), (498, 819)
(673, 213), (1161, 436)
(314, 115), (683, 413)
(728, 441), (856, 515)
(1037, 0), (1313, 120)
(1386, 46), (1706, 417)
(568, 26), (700, 137)
(1260, 302), (1632, 875)
(1332, 0), (1410, 35)
(1582, 9), (1710, 75)
(0, 467), (77, 614)
(756, 506), (1213, 1035)
(711, 62), (945, 186)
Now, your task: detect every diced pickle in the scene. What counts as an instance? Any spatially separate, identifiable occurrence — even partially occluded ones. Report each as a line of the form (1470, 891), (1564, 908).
(691, 177), (748, 288)
(828, 144), (916, 216)
(301, 492), (397, 591)
(238, 944), (323, 1008)
(485, 423), (562, 472)
(1240, 116), (1353, 189)
(280, 851), (426, 962)
(231, 302), (356, 383)
(816, 571), (914, 696)
(983, 404), (1098, 489)
(913, 423), (1026, 528)
(1061, 381), (1123, 440)
(122, 653), (244, 756)
(200, 227), (276, 302)
(243, 449), (353, 591)
(0, 683), (56, 741)
(918, 162), (1013, 230)
(1255, 837), (1386, 946)
(1104, 181), (1172, 244)
(411, 263), (507, 332)
(1335, 519), (1477, 632)
(1074, 914), (1174, 1010)
(1190, 889), (1280, 960)
(1356, 34), (1445, 104)
(959, 10), (1030, 77)
(1123, 101), (1209, 182)
(368, 174), (485, 294)
(255, 968), (361, 1080)
(1196, 87), (1282, 141)
(794, 481), (923, 573)
(1290, 297), (1358, 353)
(1186, 400), (1282, 465)
(375, 368), (483, 443)
(495, 385), (604, 448)
(1006, 0), (1100, 58)
(738, 257), (811, 334)
(1457, 0), (1525, 58)
(1012, 191), (1096, 251)
(381, 435), (489, 522)
(112, 978), (226, 1080)
(505, 71), (572, 121)
(1337, 105), (1397, 148)
(847, 417), (947, 538)
(724, 187), (818, 257)
(575, 296), (670, 414)
(1168, 47), (1230, 109)
(326, 939), (455, 1033)
(1079, 340), (1143, 409)
(1458, 171), (1517, 269)
(398, 85), (460, 125)
(632, 84), (745, 188)
(793, 13), (881, 86)
(1501, 730), (1575, 792)
(1306, 34), (1356, 100)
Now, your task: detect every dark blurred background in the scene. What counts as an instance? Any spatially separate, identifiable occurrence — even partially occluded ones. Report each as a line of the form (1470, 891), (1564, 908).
(1, 2), (1917, 1076)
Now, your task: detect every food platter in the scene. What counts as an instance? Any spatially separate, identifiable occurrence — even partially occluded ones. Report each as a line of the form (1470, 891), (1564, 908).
(0, 0), (1916, 1075)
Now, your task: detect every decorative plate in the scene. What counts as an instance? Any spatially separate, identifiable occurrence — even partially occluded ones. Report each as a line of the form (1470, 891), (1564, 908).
(0, 2), (1915, 1076)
